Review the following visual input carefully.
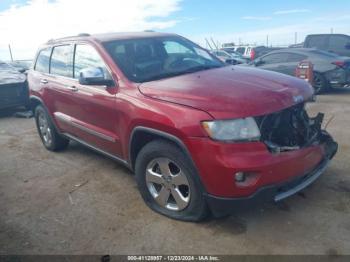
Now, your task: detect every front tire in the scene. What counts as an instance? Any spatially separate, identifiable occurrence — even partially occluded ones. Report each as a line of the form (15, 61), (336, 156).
(135, 140), (208, 221)
(34, 105), (69, 151)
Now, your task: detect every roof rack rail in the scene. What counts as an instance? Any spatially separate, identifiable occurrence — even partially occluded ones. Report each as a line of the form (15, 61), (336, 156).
(46, 33), (91, 44)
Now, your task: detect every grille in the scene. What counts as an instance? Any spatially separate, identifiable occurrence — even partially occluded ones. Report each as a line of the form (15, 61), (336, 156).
(255, 103), (324, 151)
(0, 82), (27, 107)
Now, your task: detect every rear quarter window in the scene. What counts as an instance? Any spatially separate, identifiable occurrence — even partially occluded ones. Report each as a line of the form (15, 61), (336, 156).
(35, 48), (51, 73)
(286, 53), (307, 62)
(329, 35), (350, 51)
(261, 53), (289, 64)
(235, 47), (245, 54)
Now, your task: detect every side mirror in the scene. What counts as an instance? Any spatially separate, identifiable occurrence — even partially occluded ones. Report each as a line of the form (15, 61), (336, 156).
(79, 67), (114, 86)
(18, 68), (26, 73)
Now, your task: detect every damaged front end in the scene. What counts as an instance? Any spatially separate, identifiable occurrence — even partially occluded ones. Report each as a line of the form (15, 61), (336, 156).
(255, 103), (338, 159)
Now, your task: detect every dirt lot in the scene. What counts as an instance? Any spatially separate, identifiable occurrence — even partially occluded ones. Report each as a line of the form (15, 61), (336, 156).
(1, 90), (350, 255)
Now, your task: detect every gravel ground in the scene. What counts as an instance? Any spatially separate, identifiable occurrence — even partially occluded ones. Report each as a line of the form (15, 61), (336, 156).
(0, 89), (350, 255)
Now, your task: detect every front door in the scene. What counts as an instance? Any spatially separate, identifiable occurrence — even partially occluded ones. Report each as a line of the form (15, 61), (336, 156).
(65, 43), (122, 157)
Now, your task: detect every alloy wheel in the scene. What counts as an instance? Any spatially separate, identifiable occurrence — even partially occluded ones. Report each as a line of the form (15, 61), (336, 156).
(145, 157), (190, 211)
(38, 111), (52, 146)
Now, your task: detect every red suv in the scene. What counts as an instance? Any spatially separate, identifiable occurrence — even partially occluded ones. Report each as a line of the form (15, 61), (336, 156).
(28, 32), (338, 221)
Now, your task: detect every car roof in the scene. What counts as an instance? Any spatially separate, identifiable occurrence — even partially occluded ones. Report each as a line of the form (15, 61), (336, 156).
(46, 31), (179, 45)
(306, 33), (349, 37)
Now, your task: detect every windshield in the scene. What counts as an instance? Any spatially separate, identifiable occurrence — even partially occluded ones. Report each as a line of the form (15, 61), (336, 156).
(103, 36), (224, 83)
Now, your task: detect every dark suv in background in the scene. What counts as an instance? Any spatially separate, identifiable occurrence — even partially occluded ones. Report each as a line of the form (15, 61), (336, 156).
(28, 32), (337, 221)
(304, 34), (350, 57)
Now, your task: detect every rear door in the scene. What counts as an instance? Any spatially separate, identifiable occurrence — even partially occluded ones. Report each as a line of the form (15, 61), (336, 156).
(279, 53), (308, 76)
(44, 44), (78, 134)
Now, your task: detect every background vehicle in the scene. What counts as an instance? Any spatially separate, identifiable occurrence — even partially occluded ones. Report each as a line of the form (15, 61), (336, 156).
(210, 49), (247, 64)
(251, 48), (350, 93)
(230, 45), (254, 59)
(303, 34), (350, 57)
(8, 60), (32, 73)
(224, 45), (283, 61)
(0, 61), (29, 110)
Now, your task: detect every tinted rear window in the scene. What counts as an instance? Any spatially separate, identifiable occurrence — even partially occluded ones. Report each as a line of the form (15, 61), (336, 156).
(286, 53), (307, 62)
(35, 48), (51, 73)
(236, 47), (245, 54)
(261, 53), (289, 64)
(329, 35), (350, 51)
(305, 35), (328, 49)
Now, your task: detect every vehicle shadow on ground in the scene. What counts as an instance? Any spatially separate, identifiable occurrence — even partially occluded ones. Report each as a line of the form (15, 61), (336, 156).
(199, 199), (294, 235)
(325, 87), (350, 95)
(66, 140), (133, 176)
(0, 107), (32, 119)
(0, 109), (17, 118)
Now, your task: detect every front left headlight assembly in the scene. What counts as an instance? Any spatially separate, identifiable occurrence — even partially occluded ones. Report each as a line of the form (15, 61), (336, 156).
(201, 117), (261, 142)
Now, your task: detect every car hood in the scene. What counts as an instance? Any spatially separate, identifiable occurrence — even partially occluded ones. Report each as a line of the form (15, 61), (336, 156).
(0, 70), (26, 85)
(138, 66), (313, 119)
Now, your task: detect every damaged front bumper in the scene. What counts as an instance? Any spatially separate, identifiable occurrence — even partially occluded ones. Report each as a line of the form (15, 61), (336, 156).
(206, 133), (338, 217)
(196, 103), (338, 217)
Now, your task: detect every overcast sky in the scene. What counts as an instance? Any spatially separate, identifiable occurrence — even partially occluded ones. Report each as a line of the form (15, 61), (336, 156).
(1, 0), (350, 60)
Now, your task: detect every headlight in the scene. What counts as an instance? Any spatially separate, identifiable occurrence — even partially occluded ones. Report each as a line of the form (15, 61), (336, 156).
(201, 117), (261, 141)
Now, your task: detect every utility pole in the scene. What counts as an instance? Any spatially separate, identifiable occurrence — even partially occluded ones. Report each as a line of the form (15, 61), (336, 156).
(331, 28), (334, 34)
(8, 44), (14, 61)
(294, 32), (298, 44)
(210, 37), (218, 50)
(266, 35), (269, 47)
(205, 38), (213, 50)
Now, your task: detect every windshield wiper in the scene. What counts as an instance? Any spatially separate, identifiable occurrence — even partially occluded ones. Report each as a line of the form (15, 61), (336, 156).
(141, 65), (222, 82)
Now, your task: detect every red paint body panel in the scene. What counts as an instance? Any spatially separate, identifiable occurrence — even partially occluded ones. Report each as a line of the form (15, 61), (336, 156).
(28, 33), (332, 200)
(185, 137), (325, 197)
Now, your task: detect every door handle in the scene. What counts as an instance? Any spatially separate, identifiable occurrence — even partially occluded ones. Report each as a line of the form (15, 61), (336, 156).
(66, 85), (79, 92)
(40, 79), (48, 84)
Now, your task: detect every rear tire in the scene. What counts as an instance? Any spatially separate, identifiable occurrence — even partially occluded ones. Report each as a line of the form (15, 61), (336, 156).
(313, 72), (329, 94)
(34, 105), (69, 151)
(135, 140), (208, 221)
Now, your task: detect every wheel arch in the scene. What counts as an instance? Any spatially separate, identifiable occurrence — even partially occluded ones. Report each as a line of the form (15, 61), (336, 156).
(29, 95), (45, 112)
(129, 126), (208, 194)
(129, 127), (189, 168)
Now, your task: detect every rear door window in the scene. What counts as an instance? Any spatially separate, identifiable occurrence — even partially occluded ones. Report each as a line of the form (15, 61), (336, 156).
(329, 35), (350, 52)
(286, 53), (307, 62)
(305, 35), (328, 49)
(235, 47), (245, 54)
(35, 48), (51, 73)
(261, 53), (289, 64)
(50, 45), (73, 77)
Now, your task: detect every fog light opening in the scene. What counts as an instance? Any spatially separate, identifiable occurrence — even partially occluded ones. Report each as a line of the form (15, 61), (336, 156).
(235, 172), (246, 182)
